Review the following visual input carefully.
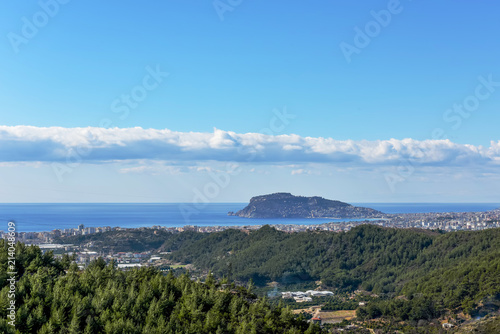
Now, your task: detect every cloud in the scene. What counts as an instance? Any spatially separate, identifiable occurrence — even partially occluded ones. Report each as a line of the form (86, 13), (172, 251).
(291, 169), (306, 175)
(118, 165), (183, 175)
(0, 125), (498, 167)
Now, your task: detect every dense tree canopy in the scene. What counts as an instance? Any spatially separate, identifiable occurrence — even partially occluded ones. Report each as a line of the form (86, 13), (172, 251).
(0, 240), (323, 334)
(166, 225), (500, 314)
(52, 224), (500, 328)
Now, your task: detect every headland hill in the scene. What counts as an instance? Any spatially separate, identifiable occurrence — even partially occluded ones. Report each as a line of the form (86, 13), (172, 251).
(228, 192), (384, 219)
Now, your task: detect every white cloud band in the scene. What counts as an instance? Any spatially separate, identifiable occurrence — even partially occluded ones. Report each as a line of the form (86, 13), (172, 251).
(0, 125), (498, 166)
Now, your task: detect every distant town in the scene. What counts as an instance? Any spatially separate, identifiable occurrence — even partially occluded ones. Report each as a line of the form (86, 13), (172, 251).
(3, 208), (500, 270)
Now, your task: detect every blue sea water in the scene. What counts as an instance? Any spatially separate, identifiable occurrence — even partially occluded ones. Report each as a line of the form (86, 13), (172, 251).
(0, 203), (498, 232)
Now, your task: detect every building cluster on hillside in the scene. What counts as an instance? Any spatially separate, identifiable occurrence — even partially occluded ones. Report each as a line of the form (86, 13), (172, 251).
(155, 209), (500, 233)
(1, 224), (118, 245)
(137, 209), (500, 234)
(383, 210), (500, 231)
(51, 247), (158, 270)
(244, 209), (500, 233)
(281, 290), (334, 302)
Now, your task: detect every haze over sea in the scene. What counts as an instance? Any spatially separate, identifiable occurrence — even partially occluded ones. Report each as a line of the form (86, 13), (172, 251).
(1, 203), (499, 233)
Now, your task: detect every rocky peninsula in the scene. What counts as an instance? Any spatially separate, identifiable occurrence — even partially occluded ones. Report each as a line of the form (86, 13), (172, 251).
(228, 193), (384, 218)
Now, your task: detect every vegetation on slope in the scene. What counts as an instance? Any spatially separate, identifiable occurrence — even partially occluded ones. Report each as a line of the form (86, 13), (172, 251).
(54, 224), (500, 326)
(0, 240), (323, 334)
(166, 225), (500, 316)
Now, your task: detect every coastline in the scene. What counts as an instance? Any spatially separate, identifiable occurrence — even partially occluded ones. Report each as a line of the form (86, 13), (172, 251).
(1, 202), (499, 233)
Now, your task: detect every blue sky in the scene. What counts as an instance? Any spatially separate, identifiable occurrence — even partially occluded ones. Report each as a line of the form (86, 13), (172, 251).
(1, 1), (500, 203)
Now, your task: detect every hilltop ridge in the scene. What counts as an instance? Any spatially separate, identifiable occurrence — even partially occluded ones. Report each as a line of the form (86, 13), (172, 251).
(228, 192), (383, 218)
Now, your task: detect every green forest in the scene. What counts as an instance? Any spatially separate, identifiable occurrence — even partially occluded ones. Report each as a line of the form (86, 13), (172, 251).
(163, 225), (500, 317)
(0, 240), (323, 334)
(51, 224), (500, 331)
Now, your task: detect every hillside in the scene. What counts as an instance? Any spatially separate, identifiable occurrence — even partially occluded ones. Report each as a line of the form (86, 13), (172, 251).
(0, 240), (323, 334)
(228, 193), (384, 218)
(58, 224), (500, 312)
(454, 314), (500, 333)
(167, 225), (436, 289)
(166, 225), (500, 315)
(54, 224), (500, 325)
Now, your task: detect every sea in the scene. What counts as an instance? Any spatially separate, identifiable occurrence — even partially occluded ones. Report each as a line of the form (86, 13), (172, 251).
(0, 203), (498, 233)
